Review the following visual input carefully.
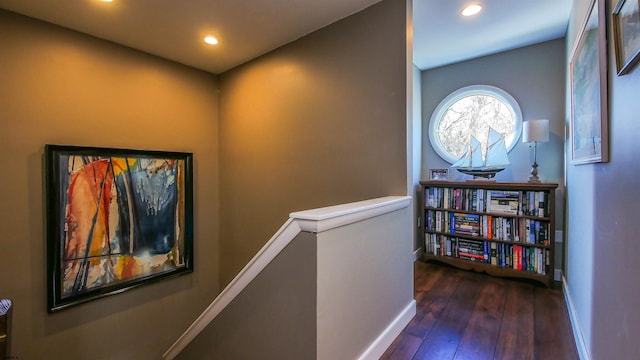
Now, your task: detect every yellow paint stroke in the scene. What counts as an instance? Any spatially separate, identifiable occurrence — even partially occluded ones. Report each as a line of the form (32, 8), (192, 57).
(111, 157), (138, 176)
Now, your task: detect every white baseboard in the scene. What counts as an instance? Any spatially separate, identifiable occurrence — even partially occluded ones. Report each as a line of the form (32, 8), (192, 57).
(562, 275), (590, 360)
(413, 247), (422, 262)
(358, 300), (416, 360)
(555, 268), (563, 282)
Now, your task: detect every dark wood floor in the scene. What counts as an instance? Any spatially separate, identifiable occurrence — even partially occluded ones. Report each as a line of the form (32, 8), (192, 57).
(381, 260), (579, 360)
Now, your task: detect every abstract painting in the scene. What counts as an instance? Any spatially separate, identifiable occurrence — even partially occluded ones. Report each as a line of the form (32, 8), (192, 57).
(45, 145), (193, 312)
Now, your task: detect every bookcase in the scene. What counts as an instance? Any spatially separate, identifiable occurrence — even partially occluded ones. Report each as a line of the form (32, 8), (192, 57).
(419, 180), (558, 287)
(0, 299), (11, 359)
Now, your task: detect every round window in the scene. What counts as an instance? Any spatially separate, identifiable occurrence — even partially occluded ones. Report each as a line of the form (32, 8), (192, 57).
(428, 85), (523, 164)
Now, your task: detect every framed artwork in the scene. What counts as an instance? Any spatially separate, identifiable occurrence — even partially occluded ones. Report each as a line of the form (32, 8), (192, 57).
(429, 168), (449, 181)
(45, 145), (194, 312)
(570, 0), (609, 164)
(613, 0), (640, 75)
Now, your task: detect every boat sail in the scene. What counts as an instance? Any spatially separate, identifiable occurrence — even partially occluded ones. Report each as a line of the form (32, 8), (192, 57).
(452, 127), (511, 179)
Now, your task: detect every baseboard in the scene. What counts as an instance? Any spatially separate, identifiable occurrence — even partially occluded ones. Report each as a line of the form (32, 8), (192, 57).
(358, 300), (416, 360)
(554, 268), (563, 282)
(562, 275), (590, 360)
(413, 247), (423, 262)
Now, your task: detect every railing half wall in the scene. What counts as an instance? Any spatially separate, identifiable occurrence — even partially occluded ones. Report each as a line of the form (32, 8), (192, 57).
(164, 196), (414, 360)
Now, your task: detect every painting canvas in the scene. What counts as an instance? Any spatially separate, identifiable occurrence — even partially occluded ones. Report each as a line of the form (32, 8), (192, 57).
(45, 145), (193, 312)
(570, 0), (609, 164)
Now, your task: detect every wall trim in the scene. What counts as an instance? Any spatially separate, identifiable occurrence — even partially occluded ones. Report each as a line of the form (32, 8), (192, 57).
(164, 196), (411, 359)
(413, 247), (423, 262)
(358, 300), (417, 360)
(562, 275), (590, 360)
(290, 196), (411, 233)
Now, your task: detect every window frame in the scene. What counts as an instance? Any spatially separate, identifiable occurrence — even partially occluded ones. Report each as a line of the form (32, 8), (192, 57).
(428, 85), (523, 164)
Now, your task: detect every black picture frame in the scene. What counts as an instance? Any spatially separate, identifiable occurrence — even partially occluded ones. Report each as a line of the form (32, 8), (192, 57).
(45, 145), (194, 312)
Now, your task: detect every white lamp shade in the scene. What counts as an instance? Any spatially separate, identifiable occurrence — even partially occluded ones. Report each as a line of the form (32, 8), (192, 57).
(523, 119), (549, 143)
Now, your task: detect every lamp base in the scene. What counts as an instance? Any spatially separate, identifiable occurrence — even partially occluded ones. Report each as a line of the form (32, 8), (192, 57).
(528, 162), (540, 183)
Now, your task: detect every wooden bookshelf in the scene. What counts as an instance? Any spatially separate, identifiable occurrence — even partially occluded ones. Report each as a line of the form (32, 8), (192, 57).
(0, 299), (11, 359)
(419, 180), (558, 287)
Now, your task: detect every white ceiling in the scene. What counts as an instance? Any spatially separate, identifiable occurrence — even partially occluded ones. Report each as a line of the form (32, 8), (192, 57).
(414, 0), (573, 70)
(0, 0), (573, 74)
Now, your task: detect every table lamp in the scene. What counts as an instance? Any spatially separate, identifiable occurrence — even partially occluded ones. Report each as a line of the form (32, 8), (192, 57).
(522, 119), (549, 183)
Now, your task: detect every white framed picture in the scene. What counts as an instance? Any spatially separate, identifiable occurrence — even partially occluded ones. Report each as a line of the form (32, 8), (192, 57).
(429, 168), (449, 180)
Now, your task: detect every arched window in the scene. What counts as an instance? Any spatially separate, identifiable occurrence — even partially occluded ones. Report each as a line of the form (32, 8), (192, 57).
(428, 85), (523, 164)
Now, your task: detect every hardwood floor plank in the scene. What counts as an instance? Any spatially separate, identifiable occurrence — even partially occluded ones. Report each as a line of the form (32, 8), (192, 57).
(534, 287), (579, 360)
(454, 277), (507, 360)
(412, 270), (485, 360)
(414, 261), (444, 293)
(380, 332), (423, 360)
(404, 267), (463, 339)
(495, 281), (535, 360)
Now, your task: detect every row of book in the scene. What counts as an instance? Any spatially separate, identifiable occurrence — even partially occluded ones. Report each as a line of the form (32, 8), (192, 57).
(425, 187), (550, 217)
(425, 234), (549, 275)
(425, 210), (550, 245)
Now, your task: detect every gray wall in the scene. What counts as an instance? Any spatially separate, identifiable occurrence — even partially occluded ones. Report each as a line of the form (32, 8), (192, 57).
(421, 38), (566, 230)
(412, 64), (423, 252)
(419, 39), (567, 272)
(316, 205), (413, 359)
(178, 232), (317, 360)
(0, 10), (220, 359)
(218, 0), (409, 286)
(565, 0), (640, 358)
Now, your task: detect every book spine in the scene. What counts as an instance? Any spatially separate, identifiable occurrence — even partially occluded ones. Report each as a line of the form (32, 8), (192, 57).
(490, 242), (497, 265)
(450, 212), (455, 234)
(484, 241), (489, 263)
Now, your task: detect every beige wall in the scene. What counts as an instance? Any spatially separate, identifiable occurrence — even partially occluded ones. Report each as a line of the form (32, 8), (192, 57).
(0, 11), (220, 359)
(218, 0), (409, 286)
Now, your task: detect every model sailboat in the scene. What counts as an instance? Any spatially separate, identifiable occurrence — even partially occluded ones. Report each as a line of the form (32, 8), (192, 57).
(452, 127), (510, 179)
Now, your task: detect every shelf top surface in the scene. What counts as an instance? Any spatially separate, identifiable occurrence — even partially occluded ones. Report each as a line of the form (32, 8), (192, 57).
(420, 180), (558, 190)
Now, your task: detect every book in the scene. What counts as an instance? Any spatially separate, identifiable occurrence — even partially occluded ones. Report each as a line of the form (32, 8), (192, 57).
(488, 190), (520, 215)
(537, 191), (546, 217)
(457, 239), (485, 254)
(490, 199), (519, 215)
(477, 189), (485, 212)
(512, 245), (521, 270)
(450, 212), (481, 236)
(490, 242), (497, 265)
(458, 252), (485, 261)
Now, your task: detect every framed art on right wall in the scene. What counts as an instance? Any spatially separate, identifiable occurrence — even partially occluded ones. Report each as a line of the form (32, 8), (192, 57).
(612, 0), (640, 75)
(570, 0), (609, 164)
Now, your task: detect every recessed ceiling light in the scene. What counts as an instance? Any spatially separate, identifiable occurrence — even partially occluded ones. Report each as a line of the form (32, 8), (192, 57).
(462, 4), (482, 17)
(204, 36), (218, 45)
(100, 0), (113, 2)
